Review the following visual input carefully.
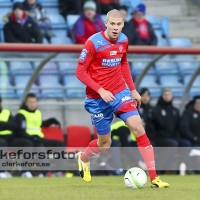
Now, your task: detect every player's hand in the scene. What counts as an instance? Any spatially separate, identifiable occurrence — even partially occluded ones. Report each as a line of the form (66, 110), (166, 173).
(98, 88), (116, 103)
(131, 90), (141, 108)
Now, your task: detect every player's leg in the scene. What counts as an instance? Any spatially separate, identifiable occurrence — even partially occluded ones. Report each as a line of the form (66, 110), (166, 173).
(126, 115), (169, 188)
(77, 98), (112, 182)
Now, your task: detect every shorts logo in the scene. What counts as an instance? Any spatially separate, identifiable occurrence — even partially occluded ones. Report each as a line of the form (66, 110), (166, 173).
(121, 96), (131, 102)
(102, 57), (122, 67)
(91, 113), (104, 118)
(79, 49), (88, 61)
(110, 51), (117, 56)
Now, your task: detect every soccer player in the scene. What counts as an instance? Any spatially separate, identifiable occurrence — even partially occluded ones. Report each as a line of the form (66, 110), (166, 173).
(76, 9), (169, 188)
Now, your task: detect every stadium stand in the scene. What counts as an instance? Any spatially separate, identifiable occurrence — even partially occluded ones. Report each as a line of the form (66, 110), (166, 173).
(14, 74), (40, 98)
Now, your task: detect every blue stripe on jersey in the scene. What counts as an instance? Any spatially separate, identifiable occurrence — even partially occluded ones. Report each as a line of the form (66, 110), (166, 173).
(116, 32), (128, 44)
(88, 32), (128, 52)
(88, 32), (110, 52)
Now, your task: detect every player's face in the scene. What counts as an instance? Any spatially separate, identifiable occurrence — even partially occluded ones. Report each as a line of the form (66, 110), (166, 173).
(141, 93), (150, 105)
(26, 97), (37, 111)
(105, 17), (124, 40)
(194, 101), (200, 112)
(162, 91), (173, 102)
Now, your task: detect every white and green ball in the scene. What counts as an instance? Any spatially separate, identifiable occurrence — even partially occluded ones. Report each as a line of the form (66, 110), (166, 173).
(124, 167), (147, 189)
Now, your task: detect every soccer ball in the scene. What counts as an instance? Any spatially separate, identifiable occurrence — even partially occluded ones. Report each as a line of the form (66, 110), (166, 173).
(124, 167), (147, 189)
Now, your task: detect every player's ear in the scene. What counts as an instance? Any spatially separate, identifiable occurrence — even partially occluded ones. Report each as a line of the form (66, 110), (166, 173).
(104, 20), (107, 28)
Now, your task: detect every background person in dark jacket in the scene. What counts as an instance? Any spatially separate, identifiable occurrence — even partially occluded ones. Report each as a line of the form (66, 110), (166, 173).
(152, 88), (191, 172)
(128, 3), (157, 46)
(3, 2), (42, 43)
(23, 0), (54, 42)
(138, 88), (157, 144)
(119, 5), (141, 45)
(180, 96), (200, 146)
(15, 93), (66, 177)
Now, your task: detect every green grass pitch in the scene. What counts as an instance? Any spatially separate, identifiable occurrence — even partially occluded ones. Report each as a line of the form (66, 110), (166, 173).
(0, 175), (199, 200)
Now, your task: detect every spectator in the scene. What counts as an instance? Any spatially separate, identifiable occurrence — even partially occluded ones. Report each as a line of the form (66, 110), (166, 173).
(98, 0), (120, 14)
(180, 95), (200, 146)
(138, 88), (157, 144)
(152, 88), (190, 147)
(119, 5), (141, 45)
(0, 95), (44, 178)
(128, 3), (157, 45)
(23, 0), (54, 42)
(3, 2), (42, 43)
(152, 88), (191, 171)
(73, 1), (105, 44)
(15, 93), (66, 177)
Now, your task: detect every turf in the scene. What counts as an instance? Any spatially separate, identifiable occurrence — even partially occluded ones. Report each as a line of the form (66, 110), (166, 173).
(0, 175), (199, 200)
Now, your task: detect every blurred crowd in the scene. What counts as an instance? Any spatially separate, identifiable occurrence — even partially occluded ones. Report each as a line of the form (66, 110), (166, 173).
(2, 0), (158, 45)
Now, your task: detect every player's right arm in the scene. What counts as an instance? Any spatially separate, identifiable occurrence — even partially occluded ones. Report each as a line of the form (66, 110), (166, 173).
(76, 40), (115, 102)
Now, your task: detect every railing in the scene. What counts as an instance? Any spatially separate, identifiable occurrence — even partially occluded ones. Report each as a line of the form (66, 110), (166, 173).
(0, 43), (200, 114)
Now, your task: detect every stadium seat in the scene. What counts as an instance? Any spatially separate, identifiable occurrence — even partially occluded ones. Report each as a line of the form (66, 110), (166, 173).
(160, 75), (184, 97)
(45, 7), (60, 14)
(51, 29), (67, 38)
(131, 62), (155, 76)
(42, 127), (65, 141)
(169, 38), (194, 60)
(43, 37), (49, 44)
(154, 30), (168, 46)
(66, 15), (79, 30)
(51, 37), (73, 44)
(14, 74), (40, 98)
(48, 14), (66, 29)
(120, 0), (141, 14)
(0, 75), (16, 99)
(183, 75), (200, 97)
(155, 62), (178, 74)
(66, 125), (92, 151)
(101, 15), (106, 21)
(0, 0), (12, 7)
(33, 62), (58, 73)
(9, 62), (33, 74)
(145, 16), (161, 29)
(40, 0), (59, 7)
(169, 38), (191, 47)
(183, 75), (200, 86)
(63, 74), (85, 98)
(38, 74), (63, 98)
(58, 62), (77, 74)
(178, 61), (199, 75)
(161, 16), (169, 37)
(139, 75), (161, 97)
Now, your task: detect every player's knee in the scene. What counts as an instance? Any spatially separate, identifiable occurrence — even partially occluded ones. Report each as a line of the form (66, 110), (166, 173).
(98, 138), (111, 149)
(130, 123), (144, 137)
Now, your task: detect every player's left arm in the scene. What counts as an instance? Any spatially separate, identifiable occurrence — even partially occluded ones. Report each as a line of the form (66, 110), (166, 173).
(121, 48), (141, 108)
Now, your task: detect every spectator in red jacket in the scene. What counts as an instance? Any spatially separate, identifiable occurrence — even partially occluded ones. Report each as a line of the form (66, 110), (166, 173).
(73, 1), (105, 44)
(98, 0), (120, 14)
(128, 3), (157, 45)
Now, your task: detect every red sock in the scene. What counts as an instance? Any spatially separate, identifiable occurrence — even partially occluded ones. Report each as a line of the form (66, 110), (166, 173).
(136, 134), (157, 181)
(81, 139), (101, 162)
